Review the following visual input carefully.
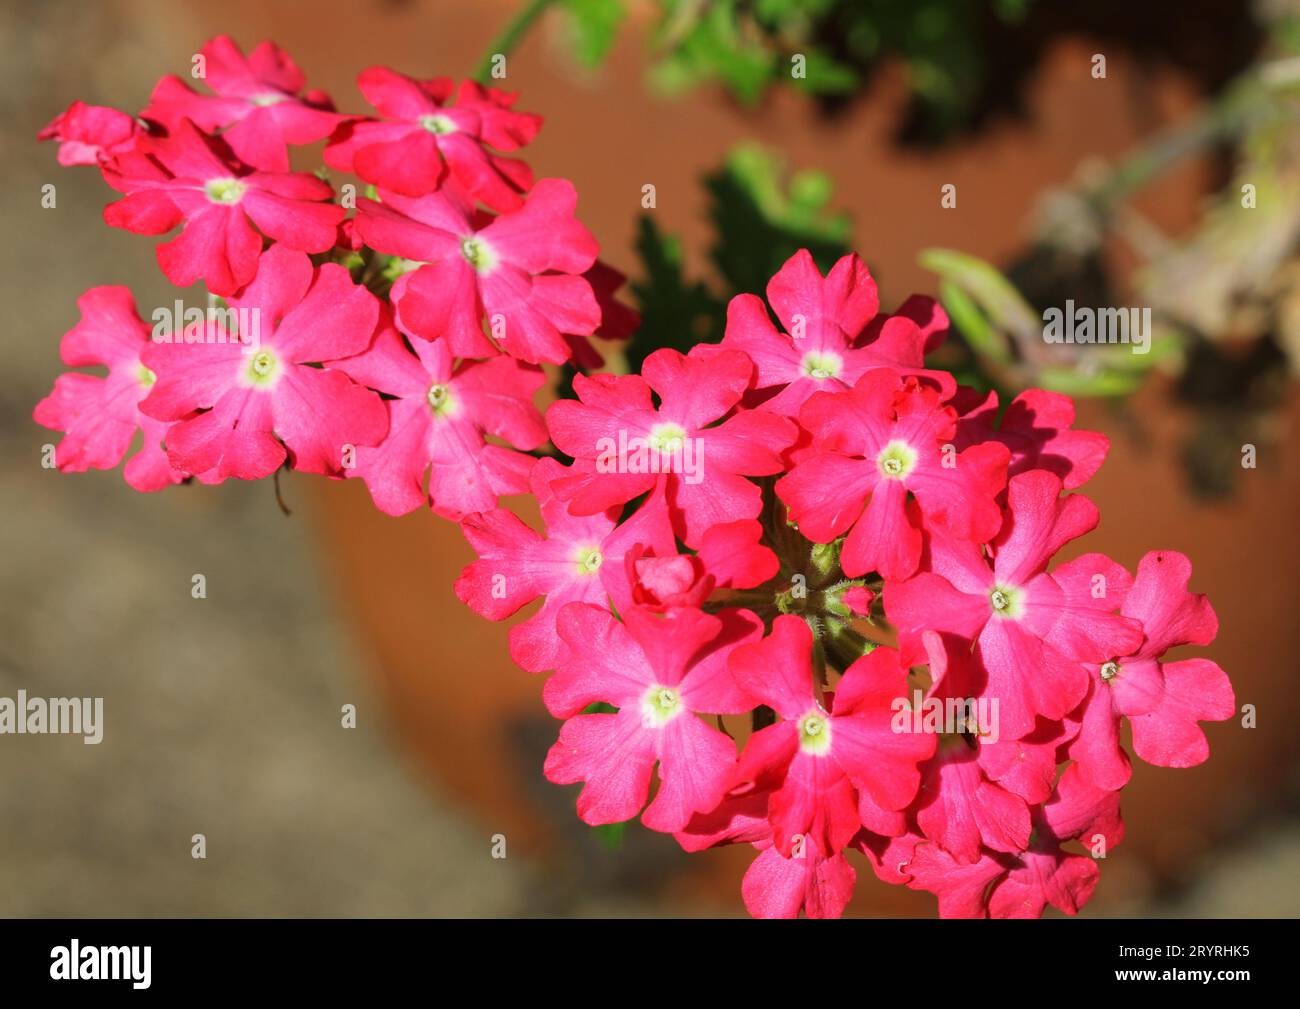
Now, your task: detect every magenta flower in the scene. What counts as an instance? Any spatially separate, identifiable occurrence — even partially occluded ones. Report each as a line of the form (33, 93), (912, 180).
(955, 387), (1110, 490)
(914, 745), (1031, 865)
(354, 179), (600, 364)
(327, 319), (546, 518)
(33, 286), (184, 492)
(728, 616), (935, 858)
(546, 346), (797, 547)
(676, 790), (857, 919)
(543, 603), (762, 831)
(722, 249), (955, 416)
(325, 67), (539, 210)
(143, 36), (345, 172)
(885, 471), (1145, 740)
(777, 369), (1010, 580)
(454, 458), (677, 673)
(138, 245), (386, 479)
(38, 101), (139, 166)
(906, 764), (1123, 918)
(1067, 550), (1234, 789)
(102, 119), (345, 296)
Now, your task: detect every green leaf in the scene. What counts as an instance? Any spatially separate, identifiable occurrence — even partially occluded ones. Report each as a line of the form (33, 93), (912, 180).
(1036, 367), (1144, 397)
(627, 215), (725, 371)
(938, 279), (1012, 365)
(561, 0), (625, 68)
(921, 247), (1042, 348)
(707, 143), (850, 296)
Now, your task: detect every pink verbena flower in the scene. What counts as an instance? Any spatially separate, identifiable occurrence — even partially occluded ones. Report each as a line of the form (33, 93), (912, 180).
(677, 792), (856, 919)
(728, 616), (935, 857)
(138, 245), (386, 479)
(906, 764), (1123, 917)
(1067, 550), (1234, 789)
(354, 179), (600, 364)
(454, 457), (677, 672)
(722, 249), (955, 417)
(920, 629), (1076, 805)
(542, 603), (763, 831)
(102, 119), (345, 295)
(33, 286), (184, 492)
(885, 470), (1145, 740)
(777, 369), (1009, 580)
(324, 67), (539, 210)
(955, 387), (1110, 490)
(38, 101), (139, 167)
(625, 549), (713, 611)
(142, 36), (346, 172)
(546, 346), (797, 547)
(327, 320), (546, 518)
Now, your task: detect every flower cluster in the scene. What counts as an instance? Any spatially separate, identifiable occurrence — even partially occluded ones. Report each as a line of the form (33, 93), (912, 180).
(36, 37), (1234, 918)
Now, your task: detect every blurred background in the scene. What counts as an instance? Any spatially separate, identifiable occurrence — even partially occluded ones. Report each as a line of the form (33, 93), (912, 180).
(2, 0), (1299, 917)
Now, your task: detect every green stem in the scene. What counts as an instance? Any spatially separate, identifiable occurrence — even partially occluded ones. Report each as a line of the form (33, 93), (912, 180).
(474, 0), (556, 83)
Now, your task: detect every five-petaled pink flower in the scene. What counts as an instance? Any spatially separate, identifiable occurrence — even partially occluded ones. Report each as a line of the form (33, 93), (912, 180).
(1067, 550), (1234, 790)
(143, 35), (346, 172)
(102, 119), (344, 295)
(728, 616), (936, 858)
(885, 470), (1145, 740)
(34, 286), (185, 492)
(546, 346), (798, 547)
(354, 179), (600, 364)
(138, 245), (386, 479)
(723, 249), (955, 417)
(325, 67), (539, 210)
(778, 369), (1009, 580)
(454, 457), (677, 673)
(328, 318), (547, 518)
(543, 603), (763, 831)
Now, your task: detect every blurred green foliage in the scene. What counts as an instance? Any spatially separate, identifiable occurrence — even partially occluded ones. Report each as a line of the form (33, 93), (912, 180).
(548, 0), (1035, 137)
(628, 143), (849, 371)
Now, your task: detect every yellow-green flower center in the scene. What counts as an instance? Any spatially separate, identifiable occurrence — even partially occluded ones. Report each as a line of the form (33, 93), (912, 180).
(460, 235), (496, 272)
(648, 422), (686, 454)
(798, 710), (832, 755)
(427, 383), (453, 416)
(246, 348), (279, 386)
(575, 546), (603, 576)
(801, 350), (843, 380)
(1100, 660), (1120, 682)
(989, 584), (1025, 620)
(205, 177), (247, 204)
(641, 684), (684, 727)
(419, 114), (457, 135)
(876, 439), (918, 480)
(138, 364), (157, 388)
